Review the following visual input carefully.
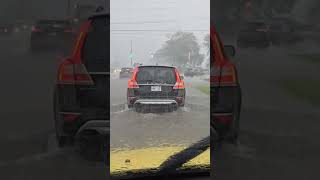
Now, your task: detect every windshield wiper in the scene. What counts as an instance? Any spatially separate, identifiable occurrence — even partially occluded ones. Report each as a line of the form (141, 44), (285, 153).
(156, 122), (219, 174)
(157, 136), (210, 174)
(111, 136), (212, 179)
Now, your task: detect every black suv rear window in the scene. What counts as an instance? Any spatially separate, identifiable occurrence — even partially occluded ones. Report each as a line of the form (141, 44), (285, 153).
(136, 66), (176, 84)
(82, 16), (109, 72)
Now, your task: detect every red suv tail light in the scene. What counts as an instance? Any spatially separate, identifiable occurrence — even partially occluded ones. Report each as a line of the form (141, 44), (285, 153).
(128, 68), (139, 89)
(58, 58), (94, 85)
(211, 65), (237, 86)
(173, 69), (185, 89)
(128, 80), (139, 88)
(173, 81), (185, 89)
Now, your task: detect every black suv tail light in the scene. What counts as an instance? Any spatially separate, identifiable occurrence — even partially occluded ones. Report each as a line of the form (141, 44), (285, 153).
(58, 59), (94, 85)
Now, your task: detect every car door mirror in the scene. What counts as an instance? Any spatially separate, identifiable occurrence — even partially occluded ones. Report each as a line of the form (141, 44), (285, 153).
(180, 75), (184, 80)
(224, 45), (236, 57)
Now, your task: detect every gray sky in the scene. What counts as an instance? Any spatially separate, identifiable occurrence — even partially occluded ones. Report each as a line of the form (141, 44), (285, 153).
(0, 0), (106, 21)
(111, 0), (210, 67)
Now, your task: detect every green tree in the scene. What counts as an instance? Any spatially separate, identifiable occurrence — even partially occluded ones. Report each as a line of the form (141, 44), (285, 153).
(203, 34), (210, 56)
(154, 31), (204, 68)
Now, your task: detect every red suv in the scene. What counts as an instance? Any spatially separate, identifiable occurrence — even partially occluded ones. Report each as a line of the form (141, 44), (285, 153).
(53, 12), (109, 147)
(211, 26), (242, 143)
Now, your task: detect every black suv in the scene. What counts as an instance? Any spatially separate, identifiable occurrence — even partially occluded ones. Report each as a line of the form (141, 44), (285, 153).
(30, 19), (76, 53)
(53, 12), (109, 148)
(119, 67), (133, 79)
(127, 65), (186, 112)
(237, 21), (270, 49)
(268, 20), (304, 46)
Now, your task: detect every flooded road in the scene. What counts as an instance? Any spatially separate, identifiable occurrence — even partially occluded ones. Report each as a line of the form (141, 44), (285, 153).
(213, 36), (320, 179)
(110, 76), (210, 150)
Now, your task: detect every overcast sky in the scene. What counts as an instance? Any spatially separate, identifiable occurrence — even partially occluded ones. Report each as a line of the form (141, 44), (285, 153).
(0, 0), (106, 21)
(111, 0), (210, 67)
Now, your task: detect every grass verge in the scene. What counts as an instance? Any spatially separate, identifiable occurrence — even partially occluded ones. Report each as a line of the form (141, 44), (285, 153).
(290, 54), (320, 63)
(196, 85), (210, 95)
(278, 80), (320, 106)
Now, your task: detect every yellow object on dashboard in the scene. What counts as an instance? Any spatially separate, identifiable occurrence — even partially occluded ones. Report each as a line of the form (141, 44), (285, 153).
(110, 146), (210, 175)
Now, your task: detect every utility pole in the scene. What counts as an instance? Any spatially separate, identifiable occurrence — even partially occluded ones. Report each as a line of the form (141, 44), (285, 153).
(188, 51), (191, 67)
(67, 0), (71, 17)
(130, 40), (133, 67)
(19, 0), (25, 20)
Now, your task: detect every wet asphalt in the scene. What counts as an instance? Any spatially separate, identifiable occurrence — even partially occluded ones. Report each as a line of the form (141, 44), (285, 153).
(110, 76), (210, 150)
(214, 36), (320, 180)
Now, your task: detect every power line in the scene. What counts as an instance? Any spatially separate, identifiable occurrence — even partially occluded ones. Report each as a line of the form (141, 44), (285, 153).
(111, 33), (209, 36)
(111, 29), (208, 32)
(111, 31), (209, 35)
(110, 17), (209, 24)
(110, 20), (177, 24)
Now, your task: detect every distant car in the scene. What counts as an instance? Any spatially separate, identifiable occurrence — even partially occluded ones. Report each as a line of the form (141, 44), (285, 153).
(237, 21), (270, 49)
(184, 68), (196, 77)
(185, 67), (204, 77)
(127, 65), (185, 112)
(268, 21), (304, 45)
(0, 23), (14, 35)
(114, 68), (121, 73)
(53, 13), (109, 147)
(14, 21), (30, 32)
(194, 68), (205, 76)
(119, 67), (133, 79)
(202, 68), (209, 75)
(30, 19), (76, 53)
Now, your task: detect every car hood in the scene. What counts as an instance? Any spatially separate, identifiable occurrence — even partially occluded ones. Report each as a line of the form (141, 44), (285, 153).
(110, 145), (210, 176)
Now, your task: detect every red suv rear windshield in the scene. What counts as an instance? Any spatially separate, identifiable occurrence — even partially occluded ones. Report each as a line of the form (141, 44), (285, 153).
(136, 66), (176, 84)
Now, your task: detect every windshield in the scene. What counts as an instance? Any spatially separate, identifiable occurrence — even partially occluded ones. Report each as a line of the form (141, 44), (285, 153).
(110, 0), (210, 178)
